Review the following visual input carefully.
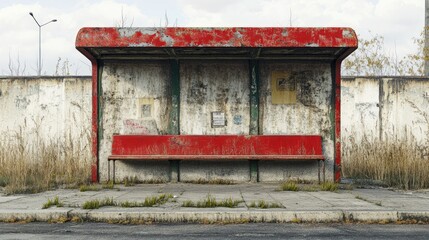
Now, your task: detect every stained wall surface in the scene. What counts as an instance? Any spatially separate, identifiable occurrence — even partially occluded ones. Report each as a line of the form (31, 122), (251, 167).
(2, 76), (428, 182)
(0, 77), (91, 144)
(99, 61), (172, 181)
(341, 77), (429, 145)
(259, 62), (334, 181)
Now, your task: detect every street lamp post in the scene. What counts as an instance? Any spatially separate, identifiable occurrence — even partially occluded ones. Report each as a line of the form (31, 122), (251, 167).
(29, 12), (57, 76)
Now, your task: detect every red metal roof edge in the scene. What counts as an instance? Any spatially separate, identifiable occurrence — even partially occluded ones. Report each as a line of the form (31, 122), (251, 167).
(75, 27), (358, 49)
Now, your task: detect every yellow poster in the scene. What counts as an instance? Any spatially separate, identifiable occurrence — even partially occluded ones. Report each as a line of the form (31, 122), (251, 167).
(271, 71), (297, 104)
(138, 98), (154, 118)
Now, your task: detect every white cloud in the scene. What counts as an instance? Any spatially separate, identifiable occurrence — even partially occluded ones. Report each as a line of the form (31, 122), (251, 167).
(0, 0), (425, 76)
(179, 0), (423, 59)
(0, 1), (157, 75)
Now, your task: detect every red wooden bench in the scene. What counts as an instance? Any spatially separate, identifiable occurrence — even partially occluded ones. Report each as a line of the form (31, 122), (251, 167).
(108, 135), (325, 183)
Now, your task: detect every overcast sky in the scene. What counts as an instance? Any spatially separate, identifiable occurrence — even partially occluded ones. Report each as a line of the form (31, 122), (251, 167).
(0, 0), (424, 76)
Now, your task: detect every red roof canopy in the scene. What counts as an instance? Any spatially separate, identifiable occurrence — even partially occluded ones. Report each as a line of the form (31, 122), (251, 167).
(76, 27), (357, 60)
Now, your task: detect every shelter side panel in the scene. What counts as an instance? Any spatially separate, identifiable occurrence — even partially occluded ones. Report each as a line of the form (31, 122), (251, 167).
(179, 60), (250, 135)
(99, 61), (171, 181)
(259, 62), (334, 181)
(179, 60), (250, 181)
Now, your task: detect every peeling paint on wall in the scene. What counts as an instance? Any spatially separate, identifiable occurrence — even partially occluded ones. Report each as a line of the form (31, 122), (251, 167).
(0, 77), (91, 144)
(259, 62), (334, 181)
(99, 61), (171, 181)
(342, 77), (429, 145)
(15, 96), (31, 109)
(180, 60), (250, 135)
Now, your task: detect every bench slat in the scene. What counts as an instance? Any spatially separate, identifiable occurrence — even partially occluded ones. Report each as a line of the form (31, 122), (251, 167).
(111, 135), (324, 156)
(107, 135), (326, 183)
(108, 154), (325, 160)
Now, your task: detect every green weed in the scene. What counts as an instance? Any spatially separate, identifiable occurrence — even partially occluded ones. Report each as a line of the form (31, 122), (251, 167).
(181, 194), (241, 208)
(42, 196), (63, 209)
(183, 179), (235, 185)
(82, 197), (116, 209)
(102, 181), (115, 189)
(79, 184), (100, 192)
(281, 181), (299, 191)
(248, 200), (282, 209)
(123, 176), (139, 187)
(320, 182), (338, 192)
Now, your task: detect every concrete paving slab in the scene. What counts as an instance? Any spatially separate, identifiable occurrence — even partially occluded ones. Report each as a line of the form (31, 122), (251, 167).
(0, 196), (24, 203)
(1, 183), (429, 223)
(268, 191), (332, 210)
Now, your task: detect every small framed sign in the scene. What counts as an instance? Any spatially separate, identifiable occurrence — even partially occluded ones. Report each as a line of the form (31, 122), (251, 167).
(211, 111), (226, 128)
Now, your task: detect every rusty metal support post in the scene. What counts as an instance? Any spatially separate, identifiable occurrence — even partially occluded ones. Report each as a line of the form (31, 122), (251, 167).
(108, 159), (110, 182)
(425, 0), (429, 76)
(249, 60), (259, 182)
(112, 160), (116, 184)
(169, 59), (180, 182)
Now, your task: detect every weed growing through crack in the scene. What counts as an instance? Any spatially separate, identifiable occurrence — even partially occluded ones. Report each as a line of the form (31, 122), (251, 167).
(183, 178), (235, 185)
(320, 182), (338, 192)
(140, 179), (167, 184)
(181, 194), (241, 208)
(82, 194), (173, 209)
(79, 184), (100, 192)
(280, 180), (340, 192)
(82, 197), (116, 209)
(123, 176), (139, 187)
(299, 185), (319, 192)
(102, 181), (115, 189)
(80, 182), (118, 192)
(181, 200), (195, 207)
(42, 196), (63, 209)
(355, 195), (364, 201)
(139, 193), (173, 207)
(248, 200), (282, 209)
(281, 181), (299, 191)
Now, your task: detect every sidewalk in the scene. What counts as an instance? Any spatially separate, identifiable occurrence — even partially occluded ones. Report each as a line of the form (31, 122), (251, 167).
(1, 183), (429, 223)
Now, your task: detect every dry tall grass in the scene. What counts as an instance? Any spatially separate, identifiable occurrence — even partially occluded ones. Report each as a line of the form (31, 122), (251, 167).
(0, 126), (91, 194)
(343, 98), (429, 190)
(342, 137), (429, 190)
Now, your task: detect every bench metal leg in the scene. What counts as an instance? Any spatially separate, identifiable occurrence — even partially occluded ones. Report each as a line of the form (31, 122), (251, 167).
(318, 160), (326, 184)
(113, 160), (116, 184)
(108, 160), (110, 182)
(318, 160), (321, 184)
(250, 160), (259, 183)
(169, 160), (180, 182)
(322, 160), (325, 183)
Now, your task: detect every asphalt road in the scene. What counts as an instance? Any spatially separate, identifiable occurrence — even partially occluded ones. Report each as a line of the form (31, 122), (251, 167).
(1, 223), (429, 240)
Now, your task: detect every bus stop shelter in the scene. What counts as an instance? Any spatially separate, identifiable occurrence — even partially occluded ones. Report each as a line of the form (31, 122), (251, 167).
(76, 27), (357, 183)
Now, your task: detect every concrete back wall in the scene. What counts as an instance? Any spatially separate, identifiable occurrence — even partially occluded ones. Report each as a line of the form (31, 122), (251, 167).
(1, 76), (428, 182)
(341, 77), (429, 146)
(0, 77), (91, 144)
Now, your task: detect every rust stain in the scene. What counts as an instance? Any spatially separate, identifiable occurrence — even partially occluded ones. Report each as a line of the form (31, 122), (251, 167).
(76, 27), (358, 48)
